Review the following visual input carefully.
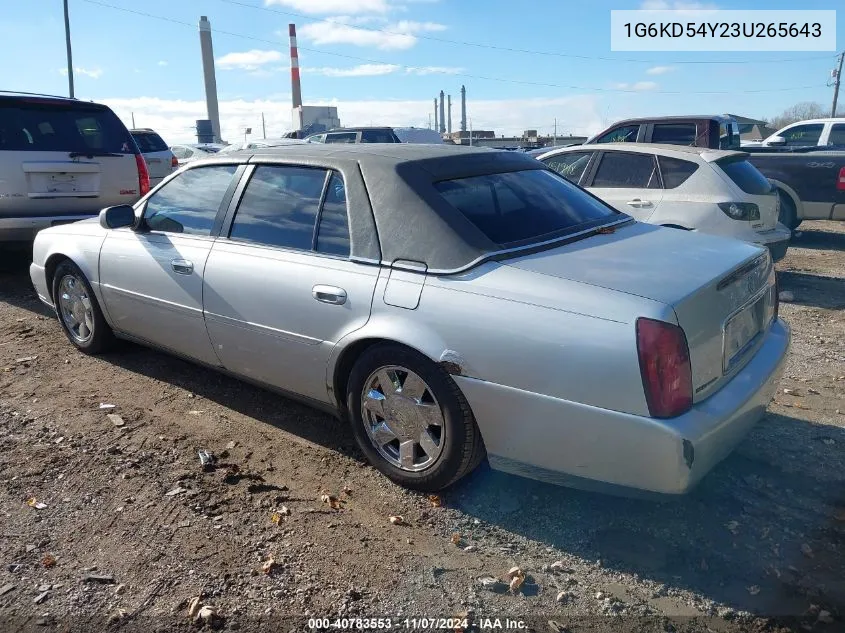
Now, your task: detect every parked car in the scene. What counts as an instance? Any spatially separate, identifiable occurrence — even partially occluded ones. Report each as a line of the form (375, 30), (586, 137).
(216, 138), (306, 154)
(392, 127), (444, 144)
(589, 115), (845, 229)
(755, 118), (845, 149)
(0, 91), (149, 242)
(586, 115), (741, 150)
(169, 143), (217, 166)
(130, 128), (177, 188)
(306, 127), (402, 144)
(537, 143), (792, 261)
(29, 144), (788, 495)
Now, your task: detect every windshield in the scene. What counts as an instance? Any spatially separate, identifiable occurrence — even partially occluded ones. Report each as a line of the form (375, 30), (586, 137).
(434, 168), (620, 246)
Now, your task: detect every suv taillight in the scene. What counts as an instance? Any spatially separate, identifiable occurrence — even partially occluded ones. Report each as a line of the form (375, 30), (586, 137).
(171, 155), (179, 169)
(837, 166), (845, 191)
(636, 318), (692, 419)
(135, 154), (151, 196)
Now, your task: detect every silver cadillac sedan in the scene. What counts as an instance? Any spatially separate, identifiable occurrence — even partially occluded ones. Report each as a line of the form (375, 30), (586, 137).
(30, 144), (790, 495)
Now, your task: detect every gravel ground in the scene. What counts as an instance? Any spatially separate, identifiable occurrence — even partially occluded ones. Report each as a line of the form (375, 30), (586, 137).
(0, 222), (843, 633)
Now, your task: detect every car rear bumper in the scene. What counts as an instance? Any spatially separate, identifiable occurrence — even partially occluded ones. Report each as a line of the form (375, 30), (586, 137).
(0, 215), (95, 242)
(751, 224), (791, 262)
(455, 318), (790, 496)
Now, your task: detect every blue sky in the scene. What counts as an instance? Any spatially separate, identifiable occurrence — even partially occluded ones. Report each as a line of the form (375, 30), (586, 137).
(1, 0), (842, 142)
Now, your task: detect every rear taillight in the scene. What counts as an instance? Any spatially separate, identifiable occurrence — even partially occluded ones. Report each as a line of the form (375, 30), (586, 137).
(717, 202), (760, 221)
(135, 154), (150, 196)
(837, 166), (845, 191)
(171, 155), (179, 169)
(636, 318), (692, 419)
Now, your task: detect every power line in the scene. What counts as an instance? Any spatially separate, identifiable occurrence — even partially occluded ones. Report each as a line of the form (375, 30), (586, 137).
(218, 0), (836, 66)
(80, 0), (830, 95)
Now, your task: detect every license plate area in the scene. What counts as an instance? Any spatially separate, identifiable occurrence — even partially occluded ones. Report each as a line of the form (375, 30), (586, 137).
(722, 290), (771, 373)
(48, 173), (79, 192)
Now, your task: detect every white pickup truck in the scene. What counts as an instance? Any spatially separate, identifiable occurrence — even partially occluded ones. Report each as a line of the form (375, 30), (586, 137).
(743, 118), (845, 149)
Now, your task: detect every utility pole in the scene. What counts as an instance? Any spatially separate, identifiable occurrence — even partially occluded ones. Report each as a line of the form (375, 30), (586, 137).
(131, 112), (136, 128)
(63, 0), (75, 98)
(261, 112), (266, 139)
(553, 118), (557, 147)
(832, 52), (844, 118)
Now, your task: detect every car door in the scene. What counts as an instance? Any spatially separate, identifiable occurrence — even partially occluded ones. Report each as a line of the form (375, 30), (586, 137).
(584, 150), (663, 220)
(203, 164), (379, 403)
(98, 164), (241, 365)
(540, 150), (595, 185)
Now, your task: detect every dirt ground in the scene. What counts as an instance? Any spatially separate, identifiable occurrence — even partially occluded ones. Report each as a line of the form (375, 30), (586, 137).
(0, 222), (843, 633)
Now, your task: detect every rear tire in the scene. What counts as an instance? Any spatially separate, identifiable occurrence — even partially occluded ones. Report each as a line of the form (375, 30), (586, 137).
(346, 343), (485, 491)
(776, 189), (801, 230)
(52, 260), (115, 355)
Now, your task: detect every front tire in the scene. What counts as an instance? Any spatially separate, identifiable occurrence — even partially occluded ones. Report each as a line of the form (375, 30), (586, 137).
(52, 260), (115, 354)
(346, 343), (485, 491)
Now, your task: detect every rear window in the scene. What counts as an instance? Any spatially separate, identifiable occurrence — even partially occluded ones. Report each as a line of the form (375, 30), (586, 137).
(0, 102), (134, 154)
(716, 157), (773, 195)
(132, 131), (168, 153)
(434, 169), (618, 246)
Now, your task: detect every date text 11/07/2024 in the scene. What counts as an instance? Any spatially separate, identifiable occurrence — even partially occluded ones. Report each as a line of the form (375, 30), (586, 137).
(306, 617), (529, 630)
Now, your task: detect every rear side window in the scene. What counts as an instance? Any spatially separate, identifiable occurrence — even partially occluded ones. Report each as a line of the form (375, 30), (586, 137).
(434, 169), (617, 246)
(360, 129), (398, 143)
(592, 152), (659, 189)
(132, 132), (168, 153)
(595, 125), (639, 143)
(828, 124), (845, 146)
(652, 123), (697, 146)
(316, 172), (350, 256)
(716, 158), (773, 195)
(324, 132), (357, 144)
(143, 165), (237, 235)
(0, 103), (134, 153)
(230, 165), (327, 250)
(542, 151), (593, 183)
(657, 156), (699, 189)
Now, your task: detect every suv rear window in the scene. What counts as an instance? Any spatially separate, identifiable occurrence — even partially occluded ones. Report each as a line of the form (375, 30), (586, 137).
(434, 169), (617, 246)
(716, 157), (773, 195)
(0, 101), (134, 154)
(132, 131), (169, 153)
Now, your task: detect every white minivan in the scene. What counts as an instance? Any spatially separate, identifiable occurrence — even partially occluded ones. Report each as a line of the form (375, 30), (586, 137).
(0, 92), (149, 242)
(538, 143), (792, 261)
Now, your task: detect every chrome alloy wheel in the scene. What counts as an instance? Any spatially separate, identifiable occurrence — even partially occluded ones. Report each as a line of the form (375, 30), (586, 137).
(361, 366), (445, 472)
(57, 273), (95, 344)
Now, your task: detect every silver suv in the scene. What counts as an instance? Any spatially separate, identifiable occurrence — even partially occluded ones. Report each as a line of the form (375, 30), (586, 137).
(0, 92), (149, 242)
(130, 128), (177, 187)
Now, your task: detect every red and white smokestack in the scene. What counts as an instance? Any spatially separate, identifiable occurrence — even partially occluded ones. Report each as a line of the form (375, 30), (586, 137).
(289, 23), (302, 110)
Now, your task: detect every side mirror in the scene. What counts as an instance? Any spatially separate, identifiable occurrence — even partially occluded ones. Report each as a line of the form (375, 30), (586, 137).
(766, 135), (786, 146)
(99, 205), (136, 230)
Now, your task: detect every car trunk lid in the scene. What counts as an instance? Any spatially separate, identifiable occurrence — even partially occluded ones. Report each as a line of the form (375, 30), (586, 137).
(505, 221), (777, 402)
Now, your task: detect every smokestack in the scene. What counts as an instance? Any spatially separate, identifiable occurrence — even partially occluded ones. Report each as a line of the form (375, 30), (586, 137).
(447, 95), (452, 134)
(439, 90), (446, 134)
(289, 24), (302, 110)
(460, 85), (466, 133)
(198, 16), (222, 143)
(433, 98), (438, 131)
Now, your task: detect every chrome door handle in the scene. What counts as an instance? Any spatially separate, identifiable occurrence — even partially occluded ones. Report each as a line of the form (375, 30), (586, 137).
(312, 285), (347, 305)
(171, 258), (194, 275)
(627, 199), (652, 208)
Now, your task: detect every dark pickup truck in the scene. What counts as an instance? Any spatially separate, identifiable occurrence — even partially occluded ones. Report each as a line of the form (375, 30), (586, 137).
(587, 115), (845, 229)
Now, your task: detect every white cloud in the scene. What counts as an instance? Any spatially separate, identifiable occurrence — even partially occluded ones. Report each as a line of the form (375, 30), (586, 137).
(298, 19), (446, 50)
(612, 81), (658, 91)
(265, 0), (390, 14)
(157, 61), (169, 67)
(640, 1), (718, 8)
(99, 95), (604, 145)
(645, 65), (675, 75)
(405, 66), (463, 75)
(217, 49), (283, 71)
(306, 63), (400, 77)
(58, 67), (102, 79)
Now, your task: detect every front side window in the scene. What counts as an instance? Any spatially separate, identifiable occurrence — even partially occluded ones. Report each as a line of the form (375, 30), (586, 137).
(595, 125), (639, 144)
(542, 151), (593, 183)
(591, 152), (659, 189)
(652, 123), (697, 146)
(434, 169), (617, 246)
(781, 123), (824, 147)
(143, 165), (237, 235)
(229, 165), (327, 250)
(324, 132), (357, 144)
